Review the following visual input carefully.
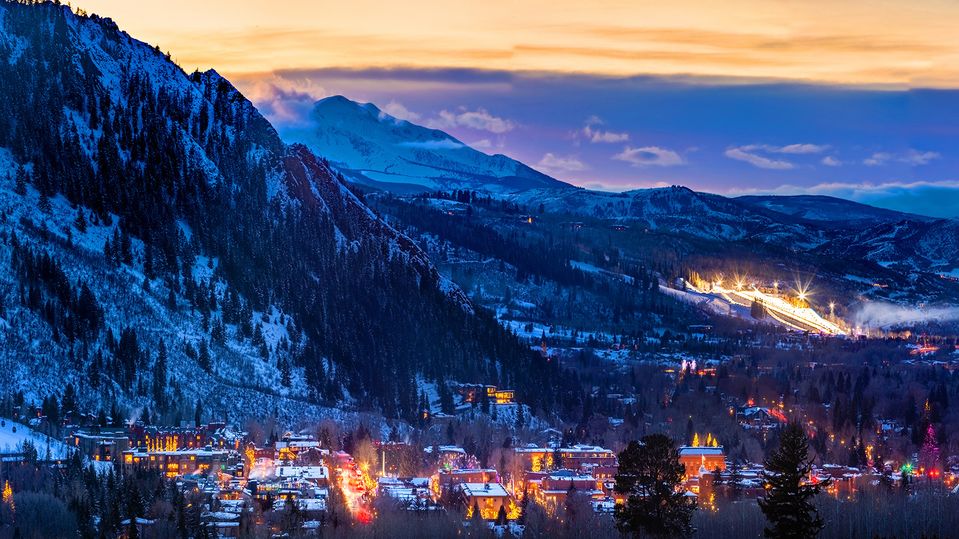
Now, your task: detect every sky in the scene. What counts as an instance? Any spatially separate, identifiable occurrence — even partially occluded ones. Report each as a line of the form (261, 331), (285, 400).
(73, 0), (959, 217)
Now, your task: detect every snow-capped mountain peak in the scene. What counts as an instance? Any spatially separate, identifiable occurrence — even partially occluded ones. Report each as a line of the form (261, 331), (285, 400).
(280, 95), (572, 194)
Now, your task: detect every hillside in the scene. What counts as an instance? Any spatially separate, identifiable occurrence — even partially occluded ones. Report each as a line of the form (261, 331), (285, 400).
(0, 1), (571, 423)
(736, 194), (933, 227)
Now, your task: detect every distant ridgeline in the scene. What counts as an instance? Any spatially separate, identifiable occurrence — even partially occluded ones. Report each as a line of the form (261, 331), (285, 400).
(0, 1), (576, 421)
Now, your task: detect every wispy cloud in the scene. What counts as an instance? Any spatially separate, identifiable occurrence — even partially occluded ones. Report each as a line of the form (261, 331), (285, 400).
(537, 153), (587, 173)
(724, 143), (827, 169)
(581, 117), (629, 143)
(427, 108), (516, 134)
(725, 146), (795, 169)
(767, 143), (829, 154)
(864, 149), (940, 166)
(613, 146), (684, 167)
(821, 156), (842, 167)
(863, 152), (892, 166)
(583, 125), (629, 143)
(381, 100), (421, 122)
(900, 149), (940, 166)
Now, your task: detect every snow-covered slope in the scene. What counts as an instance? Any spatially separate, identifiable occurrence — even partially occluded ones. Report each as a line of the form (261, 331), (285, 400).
(0, 418), (71, 459)
(282, 95), (571, 193)
(817, 218), (959, 274)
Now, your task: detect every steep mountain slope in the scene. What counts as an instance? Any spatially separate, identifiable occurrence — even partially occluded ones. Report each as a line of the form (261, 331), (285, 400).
(736, 195), (933, 227)
(0, 1), (569, 421)
(281, 95), (572, 193)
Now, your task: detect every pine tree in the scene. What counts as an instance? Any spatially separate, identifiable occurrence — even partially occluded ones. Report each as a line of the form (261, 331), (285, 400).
(153, 340), (167, 409)
(13, 165), (27, 195)
(758, 422), (827, 539)
(728, 460), (743, 498)
(198, 339), (211, 371)
(74, 208), (87, 233)
(38, 191), (52, 214)
(614, 435), (696, 537)
(919, 423), (940, 474)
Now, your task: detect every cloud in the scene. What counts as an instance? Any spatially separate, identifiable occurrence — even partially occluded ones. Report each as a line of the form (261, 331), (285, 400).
(821, 156), (842, 166)
(899, 149), (940, 166)
(724, 143), (830, 169)
(726, 180), (959, 218)
(471, 139), (493, 149)
(770, 144), (829, 154)
(725, 146), (795, 170)
(613, 146), (685, 167)
(537, 153), (587, 173)
(864, 150), (940, 166)
(863, 152), (892, 166)
(580, 118), (629, 143)
(380, 100), (421, 122)
(427, 108), (516, 134)
(397, 139), (464, 150)
(238, 75), (327, 128)
(852, 302), (959, 329)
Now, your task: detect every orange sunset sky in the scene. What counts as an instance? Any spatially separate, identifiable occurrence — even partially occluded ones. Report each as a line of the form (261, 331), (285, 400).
(71, 0), (959, 87)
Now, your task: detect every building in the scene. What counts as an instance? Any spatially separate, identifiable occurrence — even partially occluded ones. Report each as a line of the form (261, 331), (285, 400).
(128, 422), (242, 452)
(556, 445), (617, 471)
(512, 446), (554, 472)
(529, 470), (605, 512)
(738, 407), (786, 430)
(276, 432), (321, 462)
(378, 477), (443, 512)
(70, 427), (129, 461)
(122, 447), (240, 478)
(457, 482), (517, 520)
(436, 468), (498, 493)
(276, 465), (330, 487)
(678, 446), (726, 479)
(456, 385), (515, 405)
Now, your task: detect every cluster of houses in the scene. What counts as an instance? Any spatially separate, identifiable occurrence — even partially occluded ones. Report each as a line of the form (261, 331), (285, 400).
(6, 413), (943, 536)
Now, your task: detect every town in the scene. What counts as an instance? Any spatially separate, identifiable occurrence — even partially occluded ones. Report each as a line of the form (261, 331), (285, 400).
(3, 357), (959, 538)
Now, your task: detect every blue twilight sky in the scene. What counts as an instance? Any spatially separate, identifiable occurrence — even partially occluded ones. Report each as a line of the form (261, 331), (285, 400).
(232, 69), (959, 217)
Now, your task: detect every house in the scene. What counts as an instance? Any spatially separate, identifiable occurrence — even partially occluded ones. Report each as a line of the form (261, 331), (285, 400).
(456, 384), (516, 405)
(437, 468), (498, 493)
(738, 407), (786, 429)
(276, 432), (322, 461)
(512, 445), (554, 472)
(424, 445), (468, 469)
(378, 477), (442, 512)
(276, 465), (330, 487)
(457, 482), (517, 520)
(529, 470), (605, 512)
(556, 445), (617, 471)
(678, 446), (726, 479)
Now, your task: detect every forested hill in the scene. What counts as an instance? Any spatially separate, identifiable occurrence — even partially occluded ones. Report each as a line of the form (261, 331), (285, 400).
(0, 0), (574, 422)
